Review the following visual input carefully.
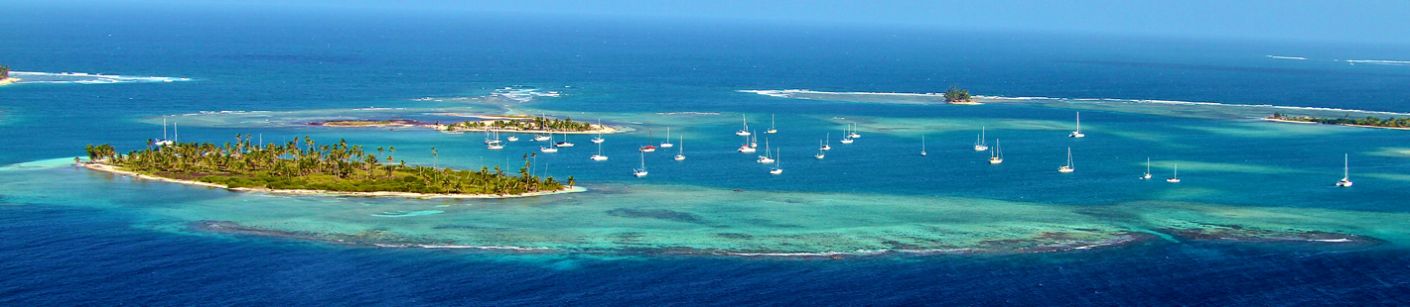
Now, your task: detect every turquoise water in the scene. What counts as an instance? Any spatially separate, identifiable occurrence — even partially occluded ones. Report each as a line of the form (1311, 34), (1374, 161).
(4, 7), (1410, 304)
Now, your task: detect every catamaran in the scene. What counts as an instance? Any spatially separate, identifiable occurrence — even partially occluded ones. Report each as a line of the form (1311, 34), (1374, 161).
(633, 151), (648, 177)
(847, 123), (861, 139)
(1166, 164), (1181, 183)
(591, 119), (605, 144)
(815, 140), (826, 159)
(769, 149), (783, 175)
(590, 140), (608, 161)
(1336, 154), (1353, 187)
(1069, 112), (1086, 138)
(674, 135), (686, 161)
(736, 115), (752, 136)
(1141, 157), (1153, 180)
(1058, 147), (1074, 173)
(821, 133), (832, 151)
(974, 126), (988, 152)
(757, 138), (775, 164)
(766, 114), (778, 134)
(920, 135), (928, 157)
(988, 139), (1004, 164)
(660, 127), (674, 148)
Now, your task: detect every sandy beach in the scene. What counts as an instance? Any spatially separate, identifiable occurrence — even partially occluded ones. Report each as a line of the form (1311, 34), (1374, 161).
(0, 77), (21, 86)
(1260, 117), (1410, 130)
(80, 162), (585, 199)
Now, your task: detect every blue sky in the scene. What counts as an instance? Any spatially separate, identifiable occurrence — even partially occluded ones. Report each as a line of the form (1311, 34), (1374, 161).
(19, 0), (1410, 44)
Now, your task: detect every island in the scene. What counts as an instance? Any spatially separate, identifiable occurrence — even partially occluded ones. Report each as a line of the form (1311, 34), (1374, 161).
(79, 135), (581, 199)
(0, 65), (16, 86)
(312, 114), (620, 134)
(943, 87), (978, 105)
(1264, 112), (1410, 130)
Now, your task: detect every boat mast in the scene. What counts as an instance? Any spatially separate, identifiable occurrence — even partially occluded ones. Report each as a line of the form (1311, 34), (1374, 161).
(1344, 153), (1350, 180)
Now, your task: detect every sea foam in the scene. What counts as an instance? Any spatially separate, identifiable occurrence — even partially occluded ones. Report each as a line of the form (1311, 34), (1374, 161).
(10, 71), (193, 84)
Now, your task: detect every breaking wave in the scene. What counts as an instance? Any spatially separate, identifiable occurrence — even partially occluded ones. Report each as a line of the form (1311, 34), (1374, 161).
(742, 89), (1410, 116)
(10, 71), (193, 84)
(1265, 55), (1308, 61)
(1344, 59), (1410, 66)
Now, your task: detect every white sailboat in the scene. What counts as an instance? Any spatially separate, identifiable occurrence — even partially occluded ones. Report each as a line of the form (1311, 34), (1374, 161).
(591, 119), (605, 144)
(749, 131), (758, 148)
(555, 132), (575, 148)
(769, 149), (783, 175)
(1069, 112), (1086, 138)
(988, 139), (1004, 164)
(973, 126), (988, 152)
(633, 151), (648, 177)
(539, 141), (559, 153)
(920, 135), (928, 157)
(154, 116), (174, 146)
(757, 138), (775, 164)
(1166, 164), (1181, 183)
(590, 140), (608, 161)
(487, 131), (505, 150)
(1141, 157), (1153, 180)
(839, 127), (854, 144)
(766, 114), (778, 134)
(821, 133), (832, 151)
(1058, 147), (1074, 173)
(506, 134), (520, 142)
(735, 115), (752, 136)
(660, 127), (674, 148)
(674, 135), (686, 161)
(1336, 154), (1353, 187)
(534, 134), (552, 141)
(847, 123), (861, 139)
(815, 140), (826, 159)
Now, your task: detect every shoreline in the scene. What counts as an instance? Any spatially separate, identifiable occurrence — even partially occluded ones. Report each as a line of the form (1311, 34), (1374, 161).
(0, 77), (20, 86)
(1260, 117), (1410, 131)
(80, 162), (585, 199)
(310, 119), (623, 135)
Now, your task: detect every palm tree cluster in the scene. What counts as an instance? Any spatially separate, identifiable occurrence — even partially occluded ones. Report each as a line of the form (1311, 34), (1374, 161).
(1269, 112), (1410, 128)
(0, 65), (10, 80)
(446, 115), (595, 132)
(943, 87), (972, 103)
(85, 135), (568, 195)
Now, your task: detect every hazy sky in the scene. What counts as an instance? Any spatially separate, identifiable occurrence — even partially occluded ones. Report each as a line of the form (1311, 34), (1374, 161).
(20, 0), (1410, 44)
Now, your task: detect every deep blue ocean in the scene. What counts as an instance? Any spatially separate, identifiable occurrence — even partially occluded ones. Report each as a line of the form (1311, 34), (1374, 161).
(3, 5), (1410, 305)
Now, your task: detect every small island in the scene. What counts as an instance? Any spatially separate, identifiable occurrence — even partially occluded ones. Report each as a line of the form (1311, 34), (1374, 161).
(80, 135), (581, 199)
(0, 65), (17, 86)
(312, 114), (619, 134)
(943, 87), (978, 105)
(1264, 112), (1410, 130)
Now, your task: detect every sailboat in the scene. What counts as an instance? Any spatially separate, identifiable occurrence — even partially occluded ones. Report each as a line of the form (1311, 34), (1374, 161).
(1141, 157), (1153, 180)
(591, 119), (605, 144)
(1069, 112), (1086, 138)
(847, 123), (861, 139)
(487, 131), (505, 150)
(154, 116), (174, 146)
(660, 127), (674, 148)
(766, 114), (778, 134)
(539, 140), (559, 153)
(633, 151), (648, 177)
(973, 126), (988, 152)
(737, 135), (757, 153)
(839, 127), (854, 144)
(920, 135), (928, 157)
(555, 132), (575, 148)
(821, 133), (832, 151)
(988, 139), (1004, 164)
(673, 135), (686, 161)
(735, 115), (752, 136)
(534, 133), (552, 141)
(1336, 154), (1353, 187)
(757, 138), (775, 164)
(1058, 147), (1074, 173)
(769, 149), (783, 175)
(749, 131), (758, 148)
(590, 140), (608, 161)
(640, 129), (657, 152)
(506, 134), (520, 142)
(1166, 164), (1181, 183)
(815, 140), (826, 159)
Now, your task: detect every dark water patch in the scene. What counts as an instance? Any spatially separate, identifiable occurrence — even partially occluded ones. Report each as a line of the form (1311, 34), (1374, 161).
(716, 232), (753, 240)
(605, 208), (704, 224)
(432, 224), (511, 231)
(1160, 227), (1384, 246)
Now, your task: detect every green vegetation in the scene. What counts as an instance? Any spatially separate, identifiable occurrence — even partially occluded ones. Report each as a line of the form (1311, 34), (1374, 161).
(943, 87), (972, 103)
(1268, 112), (1410, 128)
(85, 135), (571, 195)
(0, 65), (9, 80)
(446, 115), (594, 132)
